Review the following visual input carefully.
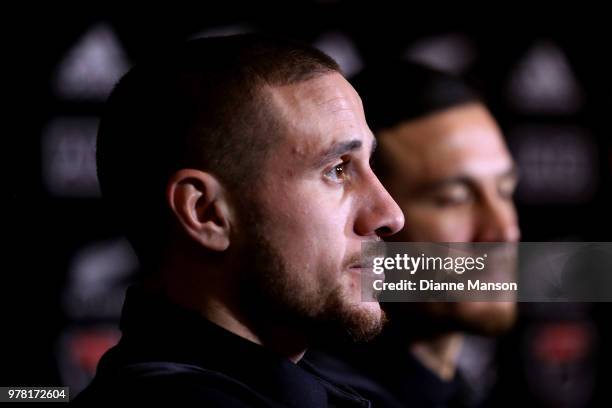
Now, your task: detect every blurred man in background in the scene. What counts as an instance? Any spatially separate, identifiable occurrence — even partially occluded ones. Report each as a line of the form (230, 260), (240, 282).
(74, 34), (404, 405)
(307, 61), (520, 408)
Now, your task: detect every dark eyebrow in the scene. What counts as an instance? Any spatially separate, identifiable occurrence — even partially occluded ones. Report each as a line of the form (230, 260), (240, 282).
(419, 176), (475, 193)
(314, 139), (362, 168)
(418, 164), (520, 193)
(313, 136), (377, 168)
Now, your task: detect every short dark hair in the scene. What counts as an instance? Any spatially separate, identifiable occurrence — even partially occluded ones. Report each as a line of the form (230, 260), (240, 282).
(350, 61), (483, 181)
(350, 60), (482, 133)
(96, 34), (340, 264)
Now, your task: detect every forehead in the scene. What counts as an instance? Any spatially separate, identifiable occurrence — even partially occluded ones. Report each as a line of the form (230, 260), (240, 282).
(266, 72), (371, 159)
(379, 103), (513, 180)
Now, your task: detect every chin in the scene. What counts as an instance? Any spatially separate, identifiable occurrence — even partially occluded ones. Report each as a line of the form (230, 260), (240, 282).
(335, 295), (386, 342)
(356, 299), (383, 318)
(384, 301), (516, 339)
(453, 301), (517, 335)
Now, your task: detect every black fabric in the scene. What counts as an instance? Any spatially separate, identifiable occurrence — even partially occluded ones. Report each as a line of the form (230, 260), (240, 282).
(72, 286), (370, 407)
(306, 340), (471, 408)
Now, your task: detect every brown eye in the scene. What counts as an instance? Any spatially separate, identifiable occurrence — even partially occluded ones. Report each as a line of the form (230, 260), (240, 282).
(432, 186), (472, 207)
(325, 160), (349, 183)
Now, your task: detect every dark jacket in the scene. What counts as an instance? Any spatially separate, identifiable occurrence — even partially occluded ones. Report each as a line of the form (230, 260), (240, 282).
(305, 342), (470, 408)
(73, 286), (370, 407)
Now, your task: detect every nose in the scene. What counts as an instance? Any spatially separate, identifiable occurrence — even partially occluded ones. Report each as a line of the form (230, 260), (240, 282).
(476, 196), (520, 242)
(354, 173), (405, 238)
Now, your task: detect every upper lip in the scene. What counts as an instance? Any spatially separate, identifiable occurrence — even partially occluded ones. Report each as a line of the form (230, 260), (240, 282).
(348, 257), (376, 270)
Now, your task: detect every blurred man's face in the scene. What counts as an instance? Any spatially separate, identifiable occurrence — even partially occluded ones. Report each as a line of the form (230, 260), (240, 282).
(377, 103), (520, 334)
(239, 73), (404, 341)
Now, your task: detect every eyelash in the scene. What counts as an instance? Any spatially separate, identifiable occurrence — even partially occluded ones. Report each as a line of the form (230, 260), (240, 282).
(433, 194), (473, 208)
(325, 159), (351, 183)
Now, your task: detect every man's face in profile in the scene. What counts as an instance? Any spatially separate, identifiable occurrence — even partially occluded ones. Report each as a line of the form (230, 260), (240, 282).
(377, 103), (520, 334)
(236, 72), (404, 341)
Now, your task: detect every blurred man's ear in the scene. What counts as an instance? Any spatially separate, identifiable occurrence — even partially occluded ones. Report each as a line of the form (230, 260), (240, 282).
(166, 169), (234, 251)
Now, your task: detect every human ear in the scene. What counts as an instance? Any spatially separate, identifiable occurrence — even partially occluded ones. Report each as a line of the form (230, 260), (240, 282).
(166, 169), (233, 251)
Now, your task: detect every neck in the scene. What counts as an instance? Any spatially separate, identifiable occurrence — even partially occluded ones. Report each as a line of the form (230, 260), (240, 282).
(147, 254), (308, 363)
(193, 295), (308, 363)
(410, 332), (463, 381)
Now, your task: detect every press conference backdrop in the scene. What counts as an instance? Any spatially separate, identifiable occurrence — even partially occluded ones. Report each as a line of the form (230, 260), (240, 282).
(7, 4), (612, 406)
